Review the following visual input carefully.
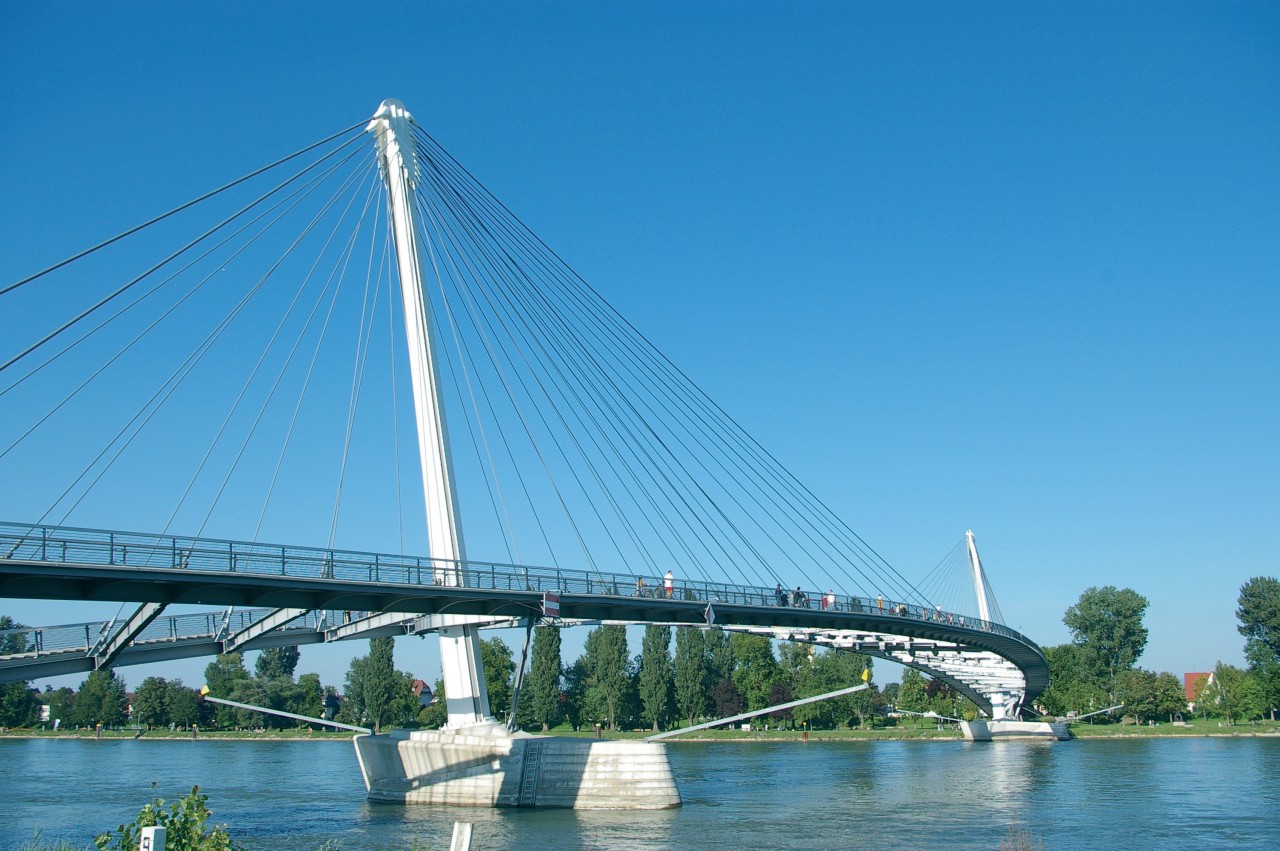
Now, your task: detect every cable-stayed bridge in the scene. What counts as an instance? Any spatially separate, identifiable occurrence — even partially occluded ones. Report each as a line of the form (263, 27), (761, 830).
(0, 99), (1049, 756)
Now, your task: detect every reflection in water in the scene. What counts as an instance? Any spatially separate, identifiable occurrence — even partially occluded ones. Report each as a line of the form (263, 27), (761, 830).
(2, 737), (1279, 849)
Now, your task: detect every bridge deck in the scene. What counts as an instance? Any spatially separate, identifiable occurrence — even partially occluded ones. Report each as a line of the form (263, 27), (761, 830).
(0, 521), (1048, 704)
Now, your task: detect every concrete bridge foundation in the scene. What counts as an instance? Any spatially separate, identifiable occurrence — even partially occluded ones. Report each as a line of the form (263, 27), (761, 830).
(353, 726), (681, 809)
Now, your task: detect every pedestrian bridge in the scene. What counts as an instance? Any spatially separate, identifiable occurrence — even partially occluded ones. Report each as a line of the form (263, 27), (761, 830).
(1, 100), (1053, 727)
(0, 520), (1047, 718)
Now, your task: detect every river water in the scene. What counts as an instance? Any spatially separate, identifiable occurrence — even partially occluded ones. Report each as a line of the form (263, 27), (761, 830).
(2, 736), (1277, 849)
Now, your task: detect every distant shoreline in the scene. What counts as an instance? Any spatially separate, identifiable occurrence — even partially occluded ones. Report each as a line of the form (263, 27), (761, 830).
(3, 726), (1277, 743)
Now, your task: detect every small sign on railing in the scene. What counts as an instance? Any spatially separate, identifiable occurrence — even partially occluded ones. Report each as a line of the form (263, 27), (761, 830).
(543, 592), (560, 618)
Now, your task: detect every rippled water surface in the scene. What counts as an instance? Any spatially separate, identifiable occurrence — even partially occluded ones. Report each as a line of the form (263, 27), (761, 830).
(3, 736), (1278, 849)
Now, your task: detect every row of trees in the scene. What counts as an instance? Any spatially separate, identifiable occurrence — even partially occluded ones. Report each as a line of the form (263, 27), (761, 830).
(413, 625), (894, 733)
(1034, 580), (1280, 724)
(9, 575), (1274, 732)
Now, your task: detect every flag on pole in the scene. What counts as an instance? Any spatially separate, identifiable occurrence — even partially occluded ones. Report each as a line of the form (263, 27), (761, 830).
(860, 668), (871, 683)
(543, 592), (560, 618)
(199, 684), (211, 696)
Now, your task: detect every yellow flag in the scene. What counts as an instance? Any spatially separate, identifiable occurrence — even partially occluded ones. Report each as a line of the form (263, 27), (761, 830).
(199, 684), (211, 696)
(860, 668), (870, 683)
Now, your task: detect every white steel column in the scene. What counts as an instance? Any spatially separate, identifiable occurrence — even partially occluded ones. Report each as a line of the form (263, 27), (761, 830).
(367, 99), (492, 728)
(965, 529), (991, 626)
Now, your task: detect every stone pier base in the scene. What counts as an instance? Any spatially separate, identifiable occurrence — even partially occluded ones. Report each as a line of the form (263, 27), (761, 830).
(961, 719), (1070, 741)
(353, 727), (681, 809)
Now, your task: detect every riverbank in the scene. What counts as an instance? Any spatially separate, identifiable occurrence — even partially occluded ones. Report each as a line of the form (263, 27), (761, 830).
(4, 717), (1276, 742)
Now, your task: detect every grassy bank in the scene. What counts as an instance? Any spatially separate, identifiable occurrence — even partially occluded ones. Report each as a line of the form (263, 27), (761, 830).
(4, 716), (1277, 743)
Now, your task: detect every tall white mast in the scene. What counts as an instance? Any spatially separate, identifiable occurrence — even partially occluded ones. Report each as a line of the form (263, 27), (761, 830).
(965, 529), (992, 625)
(367, 99), (492, 728)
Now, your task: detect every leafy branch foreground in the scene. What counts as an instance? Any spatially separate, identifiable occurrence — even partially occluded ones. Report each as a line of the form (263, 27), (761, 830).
(92, 785), (241, 851)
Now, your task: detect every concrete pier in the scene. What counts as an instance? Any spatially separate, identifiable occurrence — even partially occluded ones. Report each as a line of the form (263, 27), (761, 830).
(961, 719), (1070, 741)
(353, 728), (681, 809)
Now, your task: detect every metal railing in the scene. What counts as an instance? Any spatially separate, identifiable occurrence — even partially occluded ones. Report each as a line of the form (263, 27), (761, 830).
(0, 520), (1037, 650)
(0, 607), (330, 662)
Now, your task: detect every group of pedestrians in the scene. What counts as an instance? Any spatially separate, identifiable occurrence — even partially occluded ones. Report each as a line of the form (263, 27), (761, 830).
(634, 570), (676, 598)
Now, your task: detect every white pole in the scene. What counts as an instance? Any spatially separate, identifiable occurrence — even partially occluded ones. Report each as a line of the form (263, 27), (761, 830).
(965, 529), (991, 625)
(450, 822), (474, 851)
(367, 99), (493, 728)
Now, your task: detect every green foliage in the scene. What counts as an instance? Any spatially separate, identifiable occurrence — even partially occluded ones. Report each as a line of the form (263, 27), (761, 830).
(1238, 577), (1280, 716)
(254, 646), (300, 681)
(583, 626), (629, 729)
(416, 677), (447, 729)
(480, 637), (515, 720)
(168, 682), (202, 728)
(133, 677), (171, 728)
(524, 627), (562, 732)
(345, 637), (404, 732)
(729, 632), (780, 711)
(674, 627), (709, 726)
(203, 655), (251, 727)
(704, 628), (734, 685)
(0, 681), (39, 727)
(638, 625), (673, 731)
(561, 659), (589, 731)
(75, 670), (128, 728)
(1063, 586), (1150, 692)
(45, 687), (76, 727)
(1, 614), (32, 653)
(791, 648), (873, 729)
(0, 618), (39, 726)
(93, 785), (242, 851)
(1202, 661), (1266, 725)
(896, 668), (930, 715)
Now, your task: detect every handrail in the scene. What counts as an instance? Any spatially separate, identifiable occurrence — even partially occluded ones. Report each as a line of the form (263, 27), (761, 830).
(0, 519), (1040, 652)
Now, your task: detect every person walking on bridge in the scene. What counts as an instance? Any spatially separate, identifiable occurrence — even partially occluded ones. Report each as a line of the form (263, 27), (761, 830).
(664, 570), (674, 598)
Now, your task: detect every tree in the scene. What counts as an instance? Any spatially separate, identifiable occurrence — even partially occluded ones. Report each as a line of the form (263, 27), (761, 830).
(203, 654), (251, 728)
(345, 636), (403, 732)
(0, 614), (32, 654)
(583, 626), (629, 730)
(168, 681), (202, 728)
(674, 627), (710, 726)
(134, 676), (172, 728)
(76, 669), (128, 728)
(254, 646), (300, 681)
(0, 615), (38, 727)
(561, 659), (589, 731)
(713, 677), (745, 717)
(1063, 586), (1150, 692)
(1203, 662), (1265, 725)
(1238, 577), (1280, 661)
(704, 628), (734, 686)
(730, 633), (780, 711)
(0, 681), (38, 727)
(292, 672), (323, 720)
(638, 625), (673, 732)
(897, 668), (930, 722)
(480, 637), (515, 721)
(46, 686), (76, 727)
(524, 627), (562, 732)
(1152, 671), (1189, 722)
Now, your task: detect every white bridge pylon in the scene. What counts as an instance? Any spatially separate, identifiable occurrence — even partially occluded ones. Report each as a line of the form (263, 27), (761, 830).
(367, 99), (493, 730)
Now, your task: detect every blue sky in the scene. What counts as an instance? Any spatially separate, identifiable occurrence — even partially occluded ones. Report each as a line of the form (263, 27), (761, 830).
(1, 2), (1277, 692)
